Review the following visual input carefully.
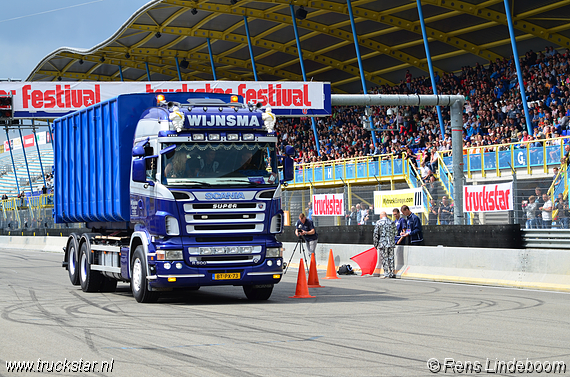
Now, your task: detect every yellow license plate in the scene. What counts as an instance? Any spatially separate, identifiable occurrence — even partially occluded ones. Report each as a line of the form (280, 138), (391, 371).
(213, 273), (241, 280)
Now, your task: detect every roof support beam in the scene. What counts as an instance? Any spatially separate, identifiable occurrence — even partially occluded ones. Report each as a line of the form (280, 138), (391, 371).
(423, 0), (570, 49)
(160, 0), (446, 76)
(127, 24), (396, 86)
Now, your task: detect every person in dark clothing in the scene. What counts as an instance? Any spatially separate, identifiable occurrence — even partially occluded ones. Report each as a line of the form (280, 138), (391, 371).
(534, 187), (544, 228)
(392, 208), (407, 245)
(428, 199), (439, 225)
(294, 213), (318, 256)
(398, 205), (424, 245)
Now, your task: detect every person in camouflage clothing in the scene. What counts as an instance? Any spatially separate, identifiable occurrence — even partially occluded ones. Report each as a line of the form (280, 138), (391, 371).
(373, 211), (397, 279)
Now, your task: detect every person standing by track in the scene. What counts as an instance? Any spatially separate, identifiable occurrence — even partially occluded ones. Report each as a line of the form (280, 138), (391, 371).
(373, 211), (397, 279)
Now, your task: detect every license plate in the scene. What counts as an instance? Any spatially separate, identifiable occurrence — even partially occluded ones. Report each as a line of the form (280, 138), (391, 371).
(213, 273), (241, 280)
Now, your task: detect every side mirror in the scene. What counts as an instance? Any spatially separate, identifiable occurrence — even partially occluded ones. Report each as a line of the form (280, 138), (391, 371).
(281, 156), (294, 182)
(132, 159), (147, 183)
(132, 137), (150, 157)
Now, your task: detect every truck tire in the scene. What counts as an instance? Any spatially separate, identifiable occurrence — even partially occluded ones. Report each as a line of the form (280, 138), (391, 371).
(79, 242), (103, 292)
(131, 246), (159, 303)
(100, 277), (118, 292)
(66, 234), (80, 286)
(243, 284), (274, 300)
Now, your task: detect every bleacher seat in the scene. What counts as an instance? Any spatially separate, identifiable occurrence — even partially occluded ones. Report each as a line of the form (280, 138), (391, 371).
(0, 144), (53, 197)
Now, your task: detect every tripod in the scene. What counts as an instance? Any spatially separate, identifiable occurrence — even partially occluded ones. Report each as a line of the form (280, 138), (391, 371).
(284, 236), (309, 274)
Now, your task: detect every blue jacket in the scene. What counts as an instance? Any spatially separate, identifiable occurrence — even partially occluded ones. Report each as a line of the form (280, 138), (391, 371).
(405, 213), (424, 244)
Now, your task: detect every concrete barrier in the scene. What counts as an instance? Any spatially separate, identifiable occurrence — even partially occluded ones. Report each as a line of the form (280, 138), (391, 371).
(2, 236), (569, 292)
(0, 236), (67, 253)
(283, 241), (570, 293)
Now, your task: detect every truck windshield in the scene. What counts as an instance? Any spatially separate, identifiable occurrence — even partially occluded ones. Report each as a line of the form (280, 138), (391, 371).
(161, 142), (279, 187)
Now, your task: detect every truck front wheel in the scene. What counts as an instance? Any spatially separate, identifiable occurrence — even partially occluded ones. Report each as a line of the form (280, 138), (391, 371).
(79, 242), (103, 292)
(243, 284), (274, 300)
(131, 246), (159, 303)
(66, 234), (80, 286)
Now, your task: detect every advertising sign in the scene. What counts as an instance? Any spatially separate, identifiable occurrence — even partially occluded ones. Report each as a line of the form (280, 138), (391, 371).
(463, 182), (513, 212)
(4, 131), (49, 151)
(373, 188), (424, 213)
(0, 81), (331, 119)
(312, 194), (344, 216)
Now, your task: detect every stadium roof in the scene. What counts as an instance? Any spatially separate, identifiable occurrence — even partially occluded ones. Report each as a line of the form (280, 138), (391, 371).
(27, 0), (570, 93)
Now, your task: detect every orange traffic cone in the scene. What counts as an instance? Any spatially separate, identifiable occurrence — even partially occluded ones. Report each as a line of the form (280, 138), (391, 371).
(289, 258), (315, 298)
(324, 249), (340, 279)
(307, 253), (323, 288)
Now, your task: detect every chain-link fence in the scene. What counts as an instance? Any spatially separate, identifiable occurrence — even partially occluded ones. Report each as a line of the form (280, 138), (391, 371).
(283, 172), (563, 227)
(283, 181), (410, 227)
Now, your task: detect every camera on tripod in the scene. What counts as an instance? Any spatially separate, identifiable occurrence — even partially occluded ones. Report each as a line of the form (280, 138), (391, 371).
(284, 229), (309, 274)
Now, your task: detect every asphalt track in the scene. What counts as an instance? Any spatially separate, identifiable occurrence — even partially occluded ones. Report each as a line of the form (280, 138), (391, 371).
(1, 248), (569, 377)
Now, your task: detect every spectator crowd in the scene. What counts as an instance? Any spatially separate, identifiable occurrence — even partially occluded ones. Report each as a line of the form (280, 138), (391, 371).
(276, 46), (570, 166)
(276, 45), (570, 228)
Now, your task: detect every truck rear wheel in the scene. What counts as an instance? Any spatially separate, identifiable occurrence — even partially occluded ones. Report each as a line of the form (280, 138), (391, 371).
(66, 234), (80, 286)
(243, 284), (274, 300)
(131, 246), (159, 303)
(79, 242), (103, 292)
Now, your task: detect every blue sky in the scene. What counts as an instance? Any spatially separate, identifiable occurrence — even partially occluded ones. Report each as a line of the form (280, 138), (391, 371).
(0, 0), (149, 142)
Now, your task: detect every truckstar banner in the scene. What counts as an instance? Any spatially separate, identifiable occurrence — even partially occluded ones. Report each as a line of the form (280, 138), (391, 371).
(463, 182), (513, 212)
(373, 188), (423, 213)
(0, 81), (331, 119)
(312, 194), (344, 216)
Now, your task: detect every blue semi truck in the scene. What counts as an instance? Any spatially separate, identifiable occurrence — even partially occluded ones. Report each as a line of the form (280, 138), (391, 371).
(58, 92), (294, 302)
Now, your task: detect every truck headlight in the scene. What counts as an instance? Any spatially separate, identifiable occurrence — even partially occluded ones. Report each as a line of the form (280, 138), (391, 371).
(266, 247), (282, 258)
(156, 250), (183, 260)
(165, 216), (180, 236)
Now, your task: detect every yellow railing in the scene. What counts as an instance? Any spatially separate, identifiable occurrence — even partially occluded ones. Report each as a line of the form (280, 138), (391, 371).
(290, 152), (407, 187)
(0, 194), (54, 213)
(289, 136), (569, 189)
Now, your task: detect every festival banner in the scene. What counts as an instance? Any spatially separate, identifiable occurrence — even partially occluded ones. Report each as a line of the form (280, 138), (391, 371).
(312, 193), (344, 216)
(373, 188), (423, 213)
(0, 81), (331, 119)
(463, 182), (513, 212)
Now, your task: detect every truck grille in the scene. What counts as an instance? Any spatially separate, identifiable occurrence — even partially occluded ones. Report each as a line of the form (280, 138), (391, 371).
(184, 202), (266, 234)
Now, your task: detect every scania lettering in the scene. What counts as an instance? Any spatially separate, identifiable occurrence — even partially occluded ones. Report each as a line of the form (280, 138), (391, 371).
(58, 92), (294, 302)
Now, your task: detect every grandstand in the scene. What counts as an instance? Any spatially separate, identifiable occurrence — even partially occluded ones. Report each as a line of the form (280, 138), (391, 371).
(0, 144), (53, 197)
(8, 0), (570, 229)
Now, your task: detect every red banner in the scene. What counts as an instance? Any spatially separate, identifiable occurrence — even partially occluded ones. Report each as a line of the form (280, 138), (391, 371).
(463, 182), (513, 212)
(312, 194), (344, 216)
(0, 81), (329, 118)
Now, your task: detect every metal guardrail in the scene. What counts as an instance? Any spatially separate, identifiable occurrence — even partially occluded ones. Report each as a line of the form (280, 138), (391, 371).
(523, 229), (570, 249)
(0, 194), (57, 230)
